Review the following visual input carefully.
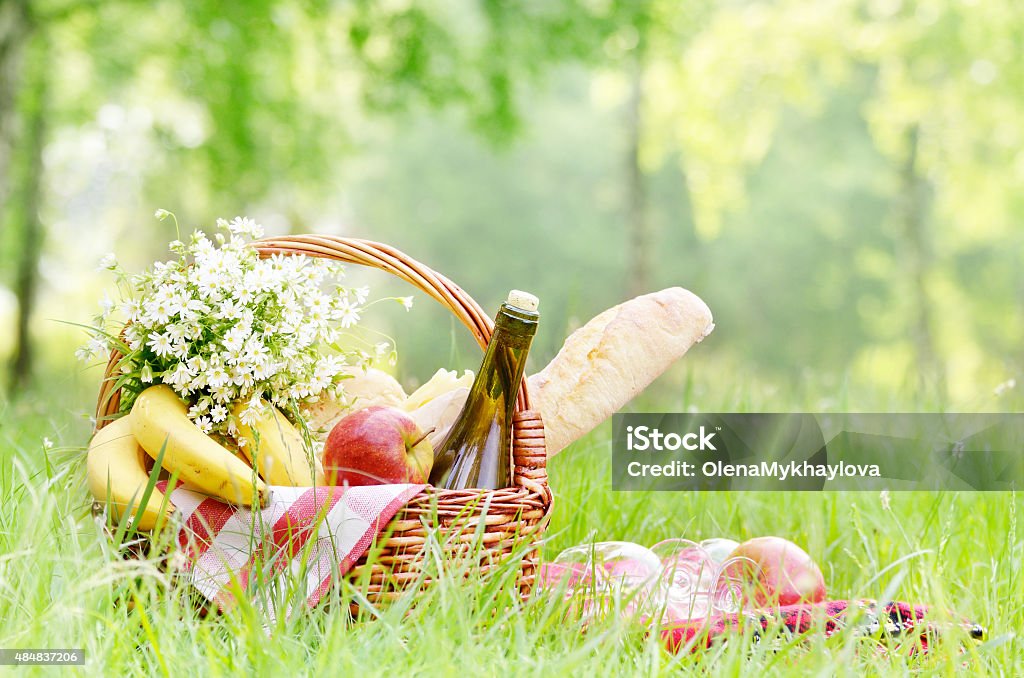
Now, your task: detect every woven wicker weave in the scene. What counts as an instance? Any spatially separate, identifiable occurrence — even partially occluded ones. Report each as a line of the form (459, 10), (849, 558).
(93, 235), (552, 602)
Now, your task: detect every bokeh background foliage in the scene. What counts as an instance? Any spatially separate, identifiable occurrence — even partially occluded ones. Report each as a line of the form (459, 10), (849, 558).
(0, 0), (1021, 406)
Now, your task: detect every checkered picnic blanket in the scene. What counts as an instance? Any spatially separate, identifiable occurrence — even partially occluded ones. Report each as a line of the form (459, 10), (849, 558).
(157, 481), (424, 618)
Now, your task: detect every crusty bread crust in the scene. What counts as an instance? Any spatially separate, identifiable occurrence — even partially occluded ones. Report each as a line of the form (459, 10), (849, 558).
(528, 288), (713, 456)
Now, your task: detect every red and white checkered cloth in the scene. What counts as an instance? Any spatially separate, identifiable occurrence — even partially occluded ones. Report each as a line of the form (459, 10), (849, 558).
(156, 480), (424, 618)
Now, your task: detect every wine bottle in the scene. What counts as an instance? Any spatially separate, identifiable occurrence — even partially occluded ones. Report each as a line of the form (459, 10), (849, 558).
(429, 290), (540, 490)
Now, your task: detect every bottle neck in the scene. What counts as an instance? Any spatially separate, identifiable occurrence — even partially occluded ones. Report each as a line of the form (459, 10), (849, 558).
(492, 303), (539, 342)
(468, 303), (537, 404)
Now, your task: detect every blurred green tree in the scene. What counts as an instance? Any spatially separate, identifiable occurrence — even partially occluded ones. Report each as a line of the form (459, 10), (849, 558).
(0, 0), (650, 391)
(2, 1), (53, 390)
(637, 0), (1024, 400)
(3, 0), (1021, 406)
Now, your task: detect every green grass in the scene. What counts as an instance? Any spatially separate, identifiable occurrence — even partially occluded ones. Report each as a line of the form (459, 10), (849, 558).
(0, 373), (1021, 677)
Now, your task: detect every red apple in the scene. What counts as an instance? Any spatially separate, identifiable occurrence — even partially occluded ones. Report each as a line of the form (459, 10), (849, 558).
(323, 406), (433, 486)
(723, 536), (826, 607)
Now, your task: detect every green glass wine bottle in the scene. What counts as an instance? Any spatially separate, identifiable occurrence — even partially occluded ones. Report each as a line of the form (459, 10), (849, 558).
(429, 290), (540, 490)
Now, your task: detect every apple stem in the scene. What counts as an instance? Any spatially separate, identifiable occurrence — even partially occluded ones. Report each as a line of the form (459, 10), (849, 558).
(409, 427), (436, 449)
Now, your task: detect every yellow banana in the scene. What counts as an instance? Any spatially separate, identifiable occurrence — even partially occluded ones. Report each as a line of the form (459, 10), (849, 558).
(87, 414), (174, 531)
(223, 438), (255, 468)
(232, 400), (315, 486)
(131, 385), (270, 507)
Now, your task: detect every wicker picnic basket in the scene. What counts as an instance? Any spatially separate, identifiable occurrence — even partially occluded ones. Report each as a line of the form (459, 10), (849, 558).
(93, 235), (553, 603)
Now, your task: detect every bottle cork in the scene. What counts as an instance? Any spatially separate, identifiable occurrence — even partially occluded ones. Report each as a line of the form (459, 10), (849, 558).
(507, 290), (539, 312)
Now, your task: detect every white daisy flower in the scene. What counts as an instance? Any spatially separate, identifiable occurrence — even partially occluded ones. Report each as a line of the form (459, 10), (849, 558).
(98, 293), (115, 316)
(121, 299), (142, 321)
(195, 273), (222, 298)
(221, 326), (248, 354)
(234, 286), (254, 305)
(334, 299), (361, 328)
(88, 336), (107, 356)
(188, 400), (210, 417)
(166, 324), (188, 342)
(97, 253), (118, 271)
(165, 362), (192, 390)
(195, 416), (213, 434)
(144, 298), (173, 325)
(148, 332), (174, 358)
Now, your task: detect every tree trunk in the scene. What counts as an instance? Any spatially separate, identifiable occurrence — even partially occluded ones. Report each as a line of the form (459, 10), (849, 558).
(625, 53), (649, 298)
(7, 29), (47, 393)
(0, 1), (31, 215)
(899, 124), (944, 398)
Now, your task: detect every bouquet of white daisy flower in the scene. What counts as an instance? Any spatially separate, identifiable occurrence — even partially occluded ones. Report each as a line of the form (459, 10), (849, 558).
(79, 213), (411, 438)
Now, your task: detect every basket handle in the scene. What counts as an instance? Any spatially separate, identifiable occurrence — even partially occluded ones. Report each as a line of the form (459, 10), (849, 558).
(253, 236), (532, 411)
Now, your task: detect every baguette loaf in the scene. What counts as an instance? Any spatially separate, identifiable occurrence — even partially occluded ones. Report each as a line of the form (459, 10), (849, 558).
(528, 287), (713, 455)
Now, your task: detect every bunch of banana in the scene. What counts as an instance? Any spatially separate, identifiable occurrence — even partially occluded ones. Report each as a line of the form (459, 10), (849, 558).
(86, 414), (175, 531)
(87, 385), (323, 531)
(130, 385), (270, 508)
